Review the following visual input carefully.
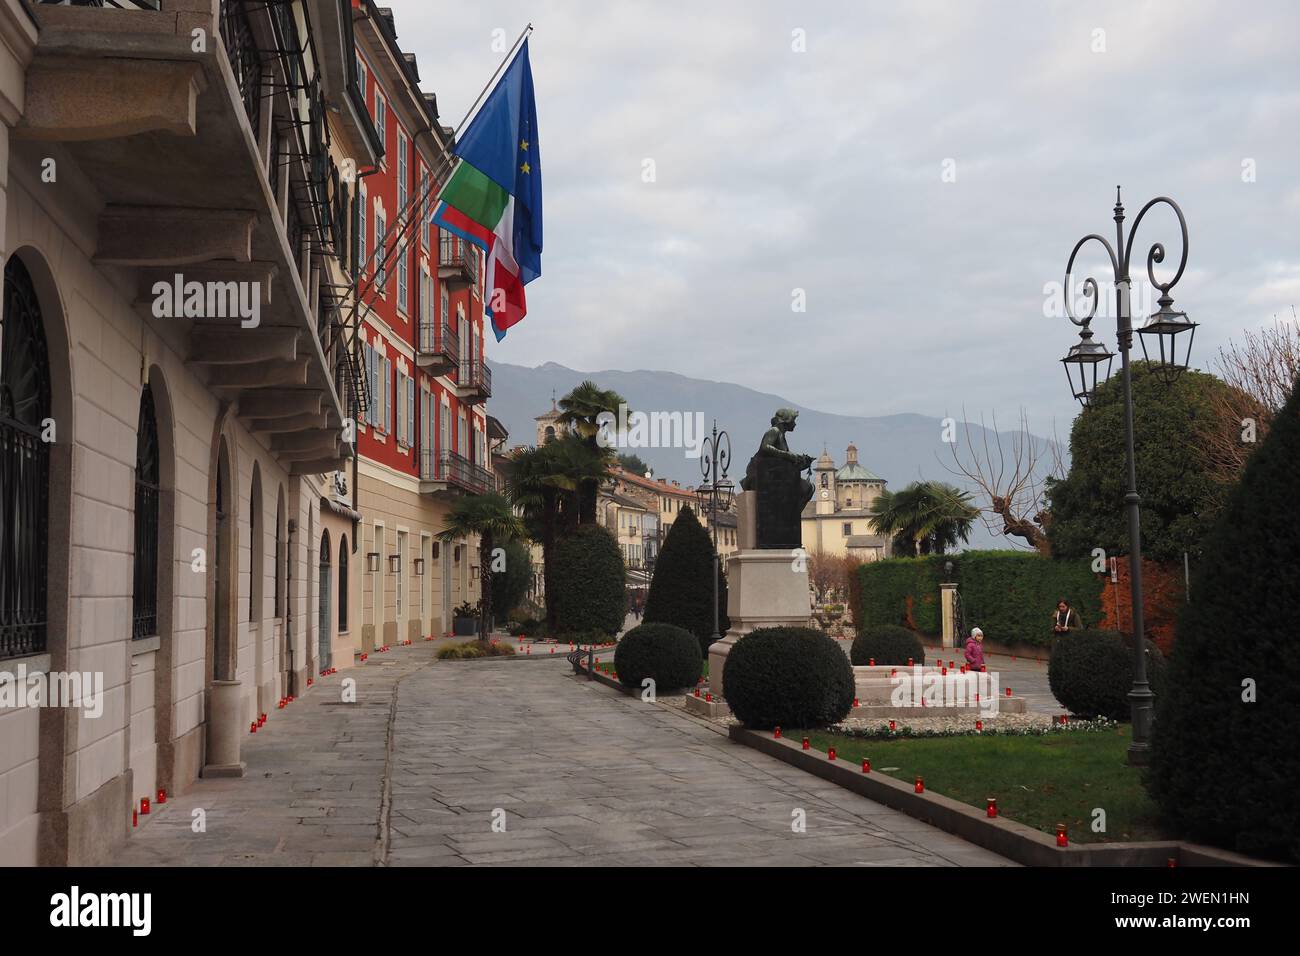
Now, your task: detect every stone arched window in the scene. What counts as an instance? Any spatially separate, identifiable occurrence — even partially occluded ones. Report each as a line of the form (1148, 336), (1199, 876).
(0, 256), (52, 659)
(132, 384), (160, 639)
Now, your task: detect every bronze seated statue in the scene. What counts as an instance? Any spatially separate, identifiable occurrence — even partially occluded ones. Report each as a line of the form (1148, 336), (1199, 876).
(740, 407), (814, 550)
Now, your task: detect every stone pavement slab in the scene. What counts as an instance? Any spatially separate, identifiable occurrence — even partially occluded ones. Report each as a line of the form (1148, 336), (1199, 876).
(106, 643), (1014, 867)
(386, 660), (1014, 867)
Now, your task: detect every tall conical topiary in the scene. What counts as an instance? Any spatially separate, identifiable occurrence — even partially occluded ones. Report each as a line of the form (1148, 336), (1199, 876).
(644, 505), (730, 657)
(1149, 373), (1300, 862)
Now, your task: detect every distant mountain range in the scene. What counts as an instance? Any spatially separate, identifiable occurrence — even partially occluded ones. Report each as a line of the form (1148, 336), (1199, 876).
(486, 360), (1064, 550)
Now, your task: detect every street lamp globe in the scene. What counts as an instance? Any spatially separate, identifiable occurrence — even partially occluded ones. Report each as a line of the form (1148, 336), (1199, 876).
(1138, 292), (1197, 385)
(1060, 326), (1114, 407)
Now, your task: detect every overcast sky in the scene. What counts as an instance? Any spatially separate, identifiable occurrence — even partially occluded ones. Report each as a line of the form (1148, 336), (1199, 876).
(383, 0), (1300, 436)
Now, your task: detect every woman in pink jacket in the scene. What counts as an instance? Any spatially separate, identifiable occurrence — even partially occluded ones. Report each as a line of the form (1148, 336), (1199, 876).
(964, 627), (985, 671)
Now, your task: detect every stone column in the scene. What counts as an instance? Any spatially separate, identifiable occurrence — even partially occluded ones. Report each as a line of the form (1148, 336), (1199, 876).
(202, 680), (246, 778)
(940, 582), (957, 648)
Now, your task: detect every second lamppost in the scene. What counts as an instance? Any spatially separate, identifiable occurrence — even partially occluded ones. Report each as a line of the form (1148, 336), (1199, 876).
(695, 420), (734, 647)
(1057, 186), (1198, 765)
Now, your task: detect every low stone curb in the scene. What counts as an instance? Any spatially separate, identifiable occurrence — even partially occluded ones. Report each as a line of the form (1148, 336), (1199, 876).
(729, 726), (1276, 868)
(574, 662), (637, 694)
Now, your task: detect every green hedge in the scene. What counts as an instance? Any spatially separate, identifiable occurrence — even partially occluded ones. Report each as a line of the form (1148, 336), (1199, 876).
(854, 556), (945, 634)
(854, 551), (1102, 648)
(552, 525), (626, 637)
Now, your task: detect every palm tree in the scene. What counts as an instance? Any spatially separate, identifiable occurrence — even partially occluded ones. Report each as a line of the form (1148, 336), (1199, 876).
(557, 380), (628, 523)
(871, 480), (978, 556)
(543, 433), (609, 533)
(437, 492), (524, 639)
(503, 445), (562, 631)
(503, 436), (609, 631)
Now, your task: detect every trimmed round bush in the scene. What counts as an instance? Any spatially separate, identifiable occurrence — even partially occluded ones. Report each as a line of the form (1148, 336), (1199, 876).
(614, 623), (701, 692)
(552, 525), (626, 637)
(1048, 629), (1167, 720)
(722, 626), (855, 730)
(851, 624), (925, 666)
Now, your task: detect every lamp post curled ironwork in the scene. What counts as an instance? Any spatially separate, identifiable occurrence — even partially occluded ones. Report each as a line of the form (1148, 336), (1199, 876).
(695, 420), (734, 647)
(1058, 186), (1196, 765)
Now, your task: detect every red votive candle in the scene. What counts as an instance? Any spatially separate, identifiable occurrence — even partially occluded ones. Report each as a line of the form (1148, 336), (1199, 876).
(914, 776), (924, 793)
(1056, 825), (1068, 847)
(802, 737), (810, 750)
(987, 797), (997, 818)
(861, 758), (870, 773)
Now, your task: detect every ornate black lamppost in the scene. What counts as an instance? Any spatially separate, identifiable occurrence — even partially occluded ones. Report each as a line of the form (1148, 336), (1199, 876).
(694, 420), (734, 646)
(1058, 187), (1197, 765)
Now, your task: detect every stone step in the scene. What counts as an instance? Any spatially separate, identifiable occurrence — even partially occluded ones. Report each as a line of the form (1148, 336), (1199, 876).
(848, 696), (1027, 717)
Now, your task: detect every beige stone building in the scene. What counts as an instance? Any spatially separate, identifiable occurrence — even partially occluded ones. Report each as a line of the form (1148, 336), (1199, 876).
(0, 0), (368, 864)
(801, 443), (891, 561)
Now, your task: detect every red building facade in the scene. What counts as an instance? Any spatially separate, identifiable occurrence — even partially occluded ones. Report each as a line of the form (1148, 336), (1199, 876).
(350, 2), (496, 649)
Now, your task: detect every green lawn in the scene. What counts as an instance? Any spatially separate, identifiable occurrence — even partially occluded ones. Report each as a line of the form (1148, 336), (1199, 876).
(794, 726), (1167, 844)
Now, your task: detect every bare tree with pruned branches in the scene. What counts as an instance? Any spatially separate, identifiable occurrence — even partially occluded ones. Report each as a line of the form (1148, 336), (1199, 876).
(1205, 308), (1300, 483)
(941, 409), (1065, 555)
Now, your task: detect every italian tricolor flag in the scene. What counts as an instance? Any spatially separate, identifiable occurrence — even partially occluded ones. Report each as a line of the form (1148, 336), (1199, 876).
(431, 38), (542, 342)
(434, 163), (527, 339)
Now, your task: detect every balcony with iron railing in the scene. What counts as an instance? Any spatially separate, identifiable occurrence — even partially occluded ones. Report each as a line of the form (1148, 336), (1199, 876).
(416, 319), (459, 376)
(419, 448), (494, 496)
(19, 0), (357, 476)
(456, 359), (492, 405)
(438, 234), (479, 291)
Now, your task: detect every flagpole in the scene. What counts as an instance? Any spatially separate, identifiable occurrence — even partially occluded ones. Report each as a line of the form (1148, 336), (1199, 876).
(332, 24), (533, 346)
(449, 23), (533, 148)
(349, 23), (534, 300)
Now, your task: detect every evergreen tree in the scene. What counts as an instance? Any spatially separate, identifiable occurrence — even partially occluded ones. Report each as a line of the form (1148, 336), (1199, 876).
(1047, 363), (1239, 562)
(643, 506), (730, 656)
(1148, 373), (1300, 861)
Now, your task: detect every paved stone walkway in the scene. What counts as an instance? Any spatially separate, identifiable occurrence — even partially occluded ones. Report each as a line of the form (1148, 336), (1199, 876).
(110, 646), (1012, 867)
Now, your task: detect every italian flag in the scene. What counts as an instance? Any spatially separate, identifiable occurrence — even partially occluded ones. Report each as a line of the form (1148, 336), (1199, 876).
(434, 162), (526, 339)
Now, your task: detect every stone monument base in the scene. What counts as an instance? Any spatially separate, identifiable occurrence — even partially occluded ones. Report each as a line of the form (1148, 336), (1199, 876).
(708, 547), (812, 698)
(683, 694), (731, 718)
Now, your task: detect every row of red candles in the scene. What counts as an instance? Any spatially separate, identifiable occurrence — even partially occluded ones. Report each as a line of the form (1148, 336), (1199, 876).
(778, 727), (1072, 847)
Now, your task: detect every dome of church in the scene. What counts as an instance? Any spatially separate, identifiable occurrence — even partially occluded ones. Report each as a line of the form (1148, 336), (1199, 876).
(835, 442), (883, 482)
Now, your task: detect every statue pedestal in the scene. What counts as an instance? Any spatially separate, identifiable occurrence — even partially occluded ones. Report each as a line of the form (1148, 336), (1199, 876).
(708, 548), (812, 698)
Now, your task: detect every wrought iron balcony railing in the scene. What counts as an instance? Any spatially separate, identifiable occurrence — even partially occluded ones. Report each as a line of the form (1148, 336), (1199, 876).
(218, 0), (263, 135)
(438, 234), (479, 289)
(457, 359), (492, 400)
(417, 320), (459, 363)
(420, 448), (493, 495)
